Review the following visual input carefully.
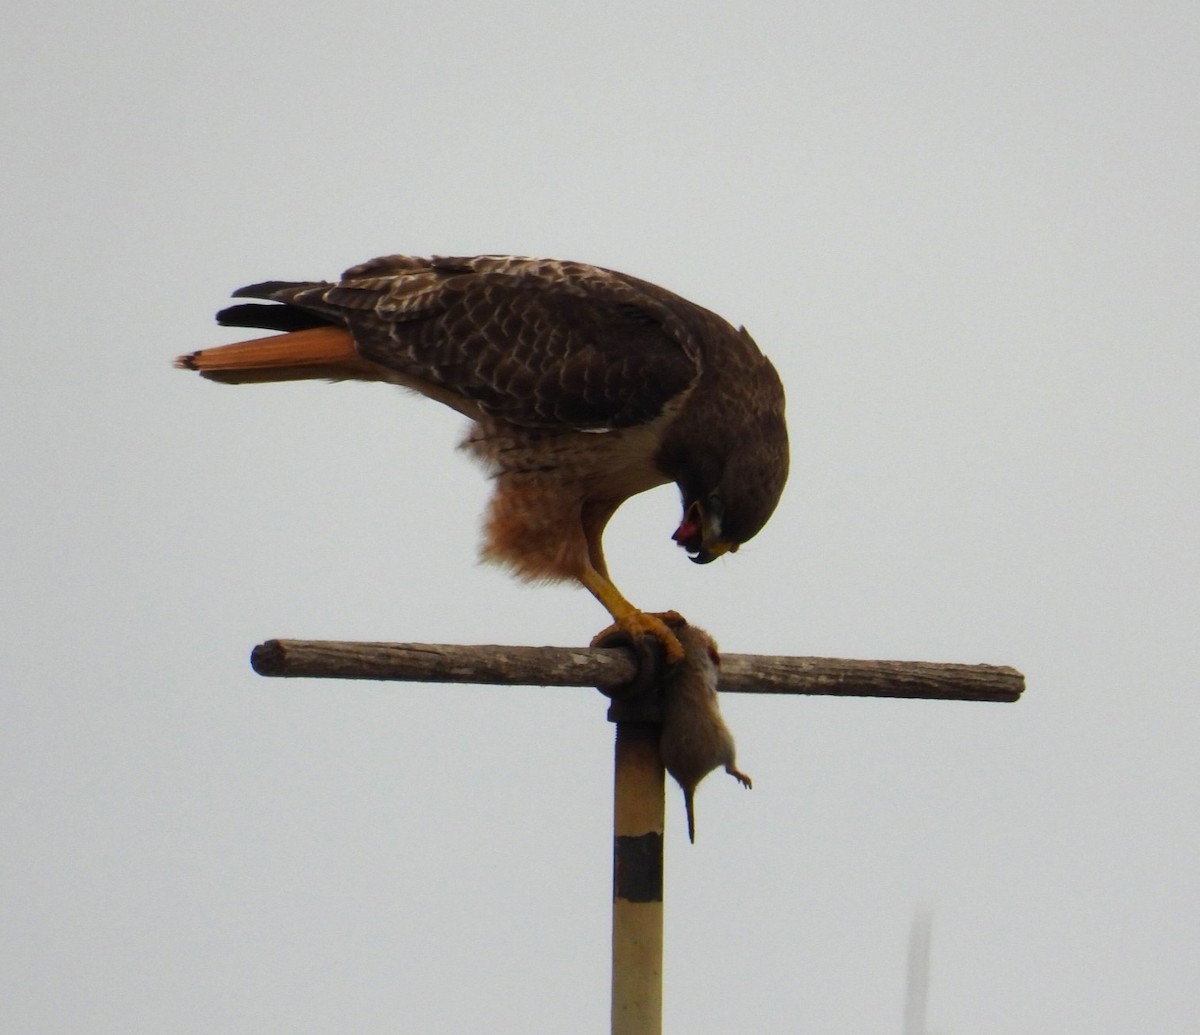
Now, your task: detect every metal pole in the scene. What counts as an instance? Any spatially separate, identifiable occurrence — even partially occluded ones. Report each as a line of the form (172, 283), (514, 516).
(610, 720), (664, 1035)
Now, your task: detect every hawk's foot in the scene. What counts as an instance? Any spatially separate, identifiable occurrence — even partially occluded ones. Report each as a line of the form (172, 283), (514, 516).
(591, 611), (689, 699)
(591, 609), (687, 665)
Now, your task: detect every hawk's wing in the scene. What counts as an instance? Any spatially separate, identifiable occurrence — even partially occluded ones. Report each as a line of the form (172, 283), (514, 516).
(218, 255), (702, 431)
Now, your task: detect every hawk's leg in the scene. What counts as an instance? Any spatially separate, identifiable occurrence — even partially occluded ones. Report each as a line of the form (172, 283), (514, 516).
(579, 566), (686, 664)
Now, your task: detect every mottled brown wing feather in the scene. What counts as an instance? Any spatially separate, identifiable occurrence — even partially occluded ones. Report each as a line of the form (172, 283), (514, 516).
(230, 256), (701, 431)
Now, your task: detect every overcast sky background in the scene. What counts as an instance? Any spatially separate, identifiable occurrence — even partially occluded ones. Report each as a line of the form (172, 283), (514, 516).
(3, 3), (1197, 1032)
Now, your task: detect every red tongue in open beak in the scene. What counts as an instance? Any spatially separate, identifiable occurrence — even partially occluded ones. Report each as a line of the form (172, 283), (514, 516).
(672, 502), (703, 554)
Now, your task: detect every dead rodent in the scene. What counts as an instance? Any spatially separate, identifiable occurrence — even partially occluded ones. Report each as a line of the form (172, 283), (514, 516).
(658, 623), (752, 843)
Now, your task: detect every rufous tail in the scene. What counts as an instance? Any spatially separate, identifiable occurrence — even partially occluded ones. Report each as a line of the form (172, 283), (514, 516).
(174, 327), (377, 384)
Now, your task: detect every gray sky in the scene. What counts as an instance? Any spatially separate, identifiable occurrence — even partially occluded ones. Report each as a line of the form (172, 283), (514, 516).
(3, 2), (1197, 1032)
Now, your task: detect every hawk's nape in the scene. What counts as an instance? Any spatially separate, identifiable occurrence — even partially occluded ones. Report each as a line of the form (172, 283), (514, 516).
(176, 254), (789, 661)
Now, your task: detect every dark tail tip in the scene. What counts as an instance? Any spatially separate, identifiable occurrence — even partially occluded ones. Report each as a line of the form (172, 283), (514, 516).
(216, 302), (328, 332)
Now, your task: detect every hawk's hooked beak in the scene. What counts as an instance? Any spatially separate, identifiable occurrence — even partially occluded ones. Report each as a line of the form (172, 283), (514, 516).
(672, 498), (739, 565)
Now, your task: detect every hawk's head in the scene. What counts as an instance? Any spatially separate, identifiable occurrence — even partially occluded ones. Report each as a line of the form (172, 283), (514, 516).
(654, 323), (789, 565)
(671, 472), (786, 564)
(669, 387), (789, 564)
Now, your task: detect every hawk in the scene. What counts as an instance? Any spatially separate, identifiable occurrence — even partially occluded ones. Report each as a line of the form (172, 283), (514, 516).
(176, 254), (788, 661)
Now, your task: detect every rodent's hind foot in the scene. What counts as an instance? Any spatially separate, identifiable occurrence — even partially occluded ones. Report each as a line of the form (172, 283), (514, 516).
(726, 765), (753, 790)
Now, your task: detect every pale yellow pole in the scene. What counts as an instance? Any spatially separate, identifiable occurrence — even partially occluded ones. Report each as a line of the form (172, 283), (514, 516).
(610, 720), (665, 1035)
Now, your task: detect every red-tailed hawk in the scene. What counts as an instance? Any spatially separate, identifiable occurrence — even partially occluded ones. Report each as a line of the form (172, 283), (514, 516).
(176, 254), (788, 661)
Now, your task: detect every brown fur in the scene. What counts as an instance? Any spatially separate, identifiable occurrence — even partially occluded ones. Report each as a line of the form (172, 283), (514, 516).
(658, 623), (752, 843)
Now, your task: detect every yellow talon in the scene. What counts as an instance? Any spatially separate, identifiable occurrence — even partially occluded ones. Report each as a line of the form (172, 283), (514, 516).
(591, 610), (686, 664)
(579, 567), (686, 663)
